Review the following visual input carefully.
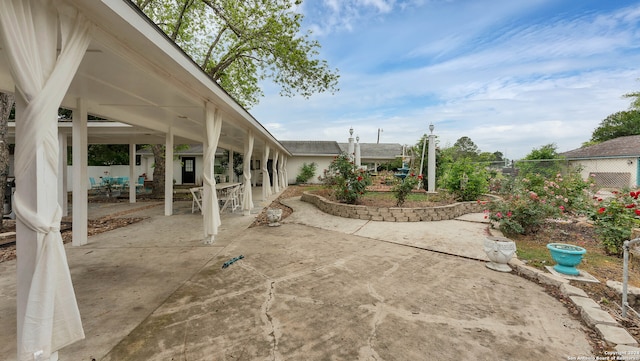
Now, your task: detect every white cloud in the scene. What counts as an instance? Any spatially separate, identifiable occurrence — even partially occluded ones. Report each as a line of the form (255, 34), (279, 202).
(252, 1), (640, 160)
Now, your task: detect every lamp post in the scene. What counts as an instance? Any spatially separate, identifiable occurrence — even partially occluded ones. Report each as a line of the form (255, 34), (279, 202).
(347, 127), (355, 161)
(427, 123), (436, 193)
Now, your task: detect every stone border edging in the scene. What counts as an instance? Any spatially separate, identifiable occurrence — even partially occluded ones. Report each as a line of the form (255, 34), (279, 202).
(508, 258), (640, 352)
(300, 191), (490, 222)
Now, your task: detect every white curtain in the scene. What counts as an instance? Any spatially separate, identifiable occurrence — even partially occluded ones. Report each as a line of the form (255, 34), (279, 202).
(283, 156), (289, 187)
(279, 153), (286, 190)
(272, 150), (280, 193)
(202, 104), (222, 244)
(0, 1), (90, 359)
(262, 145), (272, 200)
(242, 130), (254, 215)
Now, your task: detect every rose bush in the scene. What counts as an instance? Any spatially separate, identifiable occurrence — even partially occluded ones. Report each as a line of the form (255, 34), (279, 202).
(392, 173), (422, 206)
(588, 190), (640, 256)
(485, 172), (591, 236)
(320, 153), (371, 204)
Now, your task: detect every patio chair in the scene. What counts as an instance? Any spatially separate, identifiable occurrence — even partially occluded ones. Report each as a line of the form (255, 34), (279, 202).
(136, 177), (145, 193)
(89, 177), (102, 192)
(219, 185), (240, 213)
(190, 187), (203, 214)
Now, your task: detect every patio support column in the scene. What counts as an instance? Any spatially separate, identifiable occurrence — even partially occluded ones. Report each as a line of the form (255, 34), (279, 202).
(279, 152), (286, 190)
(57, 131), (68, 216)
(273, 150), (279, 193)
(202, 103), (221, 244)
(0, 2), (89, 359)
(129, 143), (136, 203)
(72, 98), (88, 247)
(262, 144), (271, 201)
(165, 128), (174, 216)
(283, 156), (289, 187)
(227, 148), (233, 183)
(242, 130), (254, 216)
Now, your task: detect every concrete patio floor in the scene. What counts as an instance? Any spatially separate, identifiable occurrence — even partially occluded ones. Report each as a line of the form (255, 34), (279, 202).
(0, 194), (594, 360)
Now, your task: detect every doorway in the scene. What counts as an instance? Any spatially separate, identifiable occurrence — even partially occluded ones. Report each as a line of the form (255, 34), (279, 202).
(182, 157), (196, 184)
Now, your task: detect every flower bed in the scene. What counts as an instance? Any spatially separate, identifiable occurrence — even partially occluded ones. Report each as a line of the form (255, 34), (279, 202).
(301, 191), (490, 222)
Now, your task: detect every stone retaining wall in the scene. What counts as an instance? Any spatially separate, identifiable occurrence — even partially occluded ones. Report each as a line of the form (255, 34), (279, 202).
(300, 192), (487, 222)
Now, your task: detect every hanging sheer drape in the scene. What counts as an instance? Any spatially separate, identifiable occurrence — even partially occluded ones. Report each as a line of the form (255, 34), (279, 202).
(262, 145), (271, 200)
(283, 156), (289, 187)
(273, 150), (280, 193)
(279, 153), (286, 190)
(0, 1), (90, 359)
(202, 104), (222, 244)
(242, 131), (254, 215)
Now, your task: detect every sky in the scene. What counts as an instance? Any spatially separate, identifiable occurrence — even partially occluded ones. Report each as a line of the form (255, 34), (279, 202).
(250, 0), (640, 160)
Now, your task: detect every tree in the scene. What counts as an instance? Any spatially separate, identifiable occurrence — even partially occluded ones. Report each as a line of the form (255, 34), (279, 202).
(517, 143), (563, 185)
(0, 93), (13, 229)
(134, 0), (339, 192)
(87, 145), (131, 166)
(452, 136), (480, 160)
(135, 0), (338, 107)
(590, 110), (640, 143)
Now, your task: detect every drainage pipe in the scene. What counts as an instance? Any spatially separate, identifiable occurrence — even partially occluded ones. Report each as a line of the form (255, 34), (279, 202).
(622, 238), (640, 318)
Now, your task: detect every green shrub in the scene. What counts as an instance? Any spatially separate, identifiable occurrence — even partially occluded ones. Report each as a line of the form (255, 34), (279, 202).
(589, 190), (640, 256)
(485, 171), (592, 236)
(440, 158), (488, 201)
(320, 153), (371, 204)
(296, 162), (317, 184)
(392, 173), (421, 206)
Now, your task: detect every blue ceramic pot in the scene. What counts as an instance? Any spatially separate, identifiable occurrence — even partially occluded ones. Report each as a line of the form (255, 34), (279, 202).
(546, 243), (586, 276)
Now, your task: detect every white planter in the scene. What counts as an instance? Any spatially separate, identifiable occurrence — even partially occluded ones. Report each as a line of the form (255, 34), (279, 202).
(483, 236), (516, 272)
(266, 208), (283, 227)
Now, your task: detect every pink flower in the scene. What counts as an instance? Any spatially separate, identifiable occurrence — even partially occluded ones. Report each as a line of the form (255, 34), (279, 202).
(506, 211), (512, 218)
(496, 212), (503, 219)
(559, 205), (565, 212)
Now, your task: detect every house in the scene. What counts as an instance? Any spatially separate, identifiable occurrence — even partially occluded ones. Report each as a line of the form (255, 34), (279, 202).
(561, 135), (640, 188)
(281, 140), (403, 183)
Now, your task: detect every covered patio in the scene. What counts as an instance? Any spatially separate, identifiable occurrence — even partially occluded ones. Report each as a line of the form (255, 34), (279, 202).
(0, 0), (289, 360)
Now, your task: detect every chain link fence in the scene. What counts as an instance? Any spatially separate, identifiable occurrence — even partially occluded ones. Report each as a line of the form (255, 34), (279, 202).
(484, 158), (639, 191)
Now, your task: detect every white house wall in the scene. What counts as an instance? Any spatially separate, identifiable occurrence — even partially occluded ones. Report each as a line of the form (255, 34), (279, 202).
(287, 156), (333, 184)
(570, 158), (638, 188)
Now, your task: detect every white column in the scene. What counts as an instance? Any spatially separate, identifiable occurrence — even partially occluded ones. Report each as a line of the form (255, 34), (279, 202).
(57, 131), (68, 216)
(242, 130), (254, 216)
(355, 135), (361, 167)
(72, 98), (88, 246)
(272, 150), (279, 193)
(227, 148), (233, 182)
(164, 128), (174, 216)
(129, 143), (136, 203)
(347, 127), (354, 160)
(428, 133), (436, 193)
(262, 145), (271, 201)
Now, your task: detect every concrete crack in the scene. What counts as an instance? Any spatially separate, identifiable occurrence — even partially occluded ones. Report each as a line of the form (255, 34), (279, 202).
(359, 283), (384, 360)
(261, 280), (283, 361)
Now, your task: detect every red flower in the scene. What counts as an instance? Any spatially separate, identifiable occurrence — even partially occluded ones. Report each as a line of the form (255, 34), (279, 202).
(626, 204), (636, 209)
(507, 211), (512, 218)
(598, 207), (606, 214)
(597, 198), (603, 202)
(418, 175), (423, 179)
(636, 209), (640, 216)
(559, 205), (565, 212)
(357, 176), (363, 181)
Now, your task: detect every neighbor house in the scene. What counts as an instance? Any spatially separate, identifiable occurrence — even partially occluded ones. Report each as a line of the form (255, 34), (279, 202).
(282, 140), (403, 184)
(561, 135), (640, 188)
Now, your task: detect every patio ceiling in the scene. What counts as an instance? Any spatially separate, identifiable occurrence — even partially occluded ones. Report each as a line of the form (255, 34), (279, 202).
(0, 0), (289, 155)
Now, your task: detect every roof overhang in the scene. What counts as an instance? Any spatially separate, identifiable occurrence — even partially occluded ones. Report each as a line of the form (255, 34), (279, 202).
(0, 0), (290, 156)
